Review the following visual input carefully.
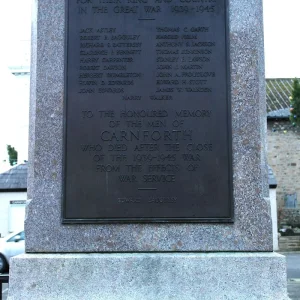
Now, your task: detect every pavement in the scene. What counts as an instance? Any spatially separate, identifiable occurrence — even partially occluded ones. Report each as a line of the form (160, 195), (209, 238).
(1, 283), (8, 300)
(1, 253), (300, 299)
(281, 252), (300, 299)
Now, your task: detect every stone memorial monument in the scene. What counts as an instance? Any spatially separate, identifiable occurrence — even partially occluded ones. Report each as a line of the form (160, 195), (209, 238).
(8, 0), (289, 299)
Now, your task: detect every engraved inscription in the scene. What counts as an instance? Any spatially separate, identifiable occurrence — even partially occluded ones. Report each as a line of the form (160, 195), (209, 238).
(64, 0), (232, 222)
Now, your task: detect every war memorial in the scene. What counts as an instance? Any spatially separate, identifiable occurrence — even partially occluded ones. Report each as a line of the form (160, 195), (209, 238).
(8, 0), (289, 298)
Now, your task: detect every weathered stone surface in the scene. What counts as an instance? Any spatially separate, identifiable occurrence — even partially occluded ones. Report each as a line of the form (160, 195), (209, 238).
(8, 253), (289, 300)
(25, 0), (273, 252)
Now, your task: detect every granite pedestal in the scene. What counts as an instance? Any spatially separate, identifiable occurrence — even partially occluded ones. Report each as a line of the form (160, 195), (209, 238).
(9, 253), (288, 300)
(7, 0), (289, 299)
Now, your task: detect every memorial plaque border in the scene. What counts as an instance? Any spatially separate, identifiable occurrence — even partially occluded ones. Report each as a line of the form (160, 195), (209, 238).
(62, 0), (233, 224)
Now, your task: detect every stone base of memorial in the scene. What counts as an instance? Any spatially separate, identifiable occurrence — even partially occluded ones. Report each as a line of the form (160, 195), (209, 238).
(9, 253), (288, 300)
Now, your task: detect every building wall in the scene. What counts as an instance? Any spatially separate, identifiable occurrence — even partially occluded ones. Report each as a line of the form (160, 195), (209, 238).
(269, 188), (279, 250)
(0, 191), (26, 237)
(267, 120), (300, 209)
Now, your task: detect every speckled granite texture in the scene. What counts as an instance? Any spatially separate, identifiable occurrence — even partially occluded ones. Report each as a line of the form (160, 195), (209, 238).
(8, 253), (289, 300)
(25, 0), (272, 252)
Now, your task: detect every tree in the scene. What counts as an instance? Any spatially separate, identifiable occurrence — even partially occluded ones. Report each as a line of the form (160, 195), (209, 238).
(289, 78), (300, 126)
(7, 145), (18, 166)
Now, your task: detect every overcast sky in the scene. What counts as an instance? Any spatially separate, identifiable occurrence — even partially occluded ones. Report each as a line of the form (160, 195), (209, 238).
(0, 0), (299, 166)
(263, 0), (300, 78)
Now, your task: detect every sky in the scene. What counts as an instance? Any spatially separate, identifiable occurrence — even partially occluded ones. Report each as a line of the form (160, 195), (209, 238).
(263, 0), (300, 78)
(0, 0), (31, 170)
(0, 0), (299, 168)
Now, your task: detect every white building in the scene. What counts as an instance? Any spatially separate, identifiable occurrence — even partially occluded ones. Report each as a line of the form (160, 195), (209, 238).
(0, 163), (27, 237)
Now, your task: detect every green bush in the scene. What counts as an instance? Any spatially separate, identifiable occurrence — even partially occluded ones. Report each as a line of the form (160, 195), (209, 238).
(7, 145), (18, 166)
(290, 78), (300, 126)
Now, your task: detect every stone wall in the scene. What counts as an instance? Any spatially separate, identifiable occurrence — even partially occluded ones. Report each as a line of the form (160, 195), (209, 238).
(278, 208), (300, 251)
(279, 236), (300, 251)
(267, 120), (300, 209)
(278, 208), (300, 226)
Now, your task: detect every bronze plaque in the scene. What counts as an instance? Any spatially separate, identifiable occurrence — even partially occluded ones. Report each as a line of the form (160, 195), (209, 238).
(63, 0), (232, 223)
